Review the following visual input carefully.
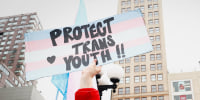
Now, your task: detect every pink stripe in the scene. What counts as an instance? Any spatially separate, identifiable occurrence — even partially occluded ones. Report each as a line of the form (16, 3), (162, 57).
(25, 17), (144, 52)
(26, 36), (150, 72)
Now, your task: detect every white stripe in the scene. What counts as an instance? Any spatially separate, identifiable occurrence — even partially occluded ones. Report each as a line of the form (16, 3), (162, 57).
(25, 26), (148, 63)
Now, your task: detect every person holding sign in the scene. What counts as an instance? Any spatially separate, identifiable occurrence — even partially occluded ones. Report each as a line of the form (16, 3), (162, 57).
(75, 59), (101, 100)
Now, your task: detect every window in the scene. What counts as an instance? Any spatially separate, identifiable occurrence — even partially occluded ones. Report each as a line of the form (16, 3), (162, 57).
(125, 87), (130, 94)
(127, 7), (131, 12)
(9, 18), (14, 21)
(7, 41), (11, 44)
(151, 85), (157, 92)
(15, 17), (19, 21)
(134, 0), (139, 4)
(155, 35), (160, 41)
(141, 75), (146, 82)
(125, 58), (131, 63)
(150, 64), (156, 71)
(119, 60), (124, 64)
(1, 41), (5, 45)
(2, 56), (6, 59)
(18, 76), (24, 83)
(22, 16), (27, 19)
(0, 64), (10, 76)
(155, 19), (159, 24)
(119, 77), (124, 84)
(174, 95), (192, 100)
(157, 63), (162, 70)
(148, 5), (152, 10)
(141, 55), (146, 62)
(154, 0), (158, 2)
(5, 46), (9, 49)
(150, 54), (155, 61)
(0, 73), (1, 79)
(125, 66), (130, 73)
(140, 6), (144, 11)
(134, 76), (140, 82)
(155, 27), (160, 32)
(3, 37), (7, 40)
(134, 66), (140, 72)
(141, 65), (146, 72)
(135, 98), (140, 100)
(134, 56), (139, 62)
(156, 44), (161, 50)
(149, 28), (154, 33)
(5, 80), (14, 87)
(154, 4), (158, 9)
(15, 70), (24, 75)
(125, 77), (130, 83)
(148, 19), (153, 25)
(148, 12), (153, 17)
(16, 35), (21, 38)
(158, 96), (164, 100)
(15, 80), (18, 85)
(150, 36), (154, 42)
(156, 54), (161, 60)
(8, 60), (14, 64)
(151, 74), (156, 81)
(140, 0), (144, 3)
(141, 86), (147, 93)
(9, 36), (13, 39)
(134, 86), (140, 94)
(127, 0), (131, 5)
(158, 74), (163, 81)
(121, 1), (126, 6)
(18, 83), (21, 87)
(118, 88), (123, 95)
(154, 11), (159, 16)
(173, 80), (191, 92)
(142, 97), (147, 100)
(135, 6), (139, 10)
(158, 84), (164, 91)
(152, 97), (157, 100)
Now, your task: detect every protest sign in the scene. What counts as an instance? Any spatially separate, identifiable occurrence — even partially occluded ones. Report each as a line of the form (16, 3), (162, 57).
(25, 9), (153, 81)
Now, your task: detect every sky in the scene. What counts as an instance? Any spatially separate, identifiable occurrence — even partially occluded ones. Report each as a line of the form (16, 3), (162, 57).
(0, 0), (200, 99)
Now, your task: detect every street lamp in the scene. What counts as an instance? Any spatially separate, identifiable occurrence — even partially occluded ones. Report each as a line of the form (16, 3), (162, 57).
(96, 63), (124, 100)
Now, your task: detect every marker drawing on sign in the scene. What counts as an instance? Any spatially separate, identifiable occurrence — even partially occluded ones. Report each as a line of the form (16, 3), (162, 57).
(47, 55), (56, 64)
(116, 43), (125, 58)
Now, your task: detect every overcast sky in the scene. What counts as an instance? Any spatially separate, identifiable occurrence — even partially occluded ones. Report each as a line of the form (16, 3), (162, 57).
(1, 0), (200, 99)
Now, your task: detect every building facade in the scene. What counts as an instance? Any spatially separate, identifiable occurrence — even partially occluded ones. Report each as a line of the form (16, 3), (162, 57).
(168, 71), (200, 100)
(0, 13), (42, 87)
(0, 86), (44, 100)
(112, 0), (168, 100)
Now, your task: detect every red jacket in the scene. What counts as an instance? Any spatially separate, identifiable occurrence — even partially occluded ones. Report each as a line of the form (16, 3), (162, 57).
(75, 88), (100, 100)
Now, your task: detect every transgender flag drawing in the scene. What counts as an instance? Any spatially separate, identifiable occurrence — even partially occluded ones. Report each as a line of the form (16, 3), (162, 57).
(24, 9), (153, 81)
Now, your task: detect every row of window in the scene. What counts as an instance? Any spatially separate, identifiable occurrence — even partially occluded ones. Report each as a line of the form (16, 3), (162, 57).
(148, 19), (159, 25)
(134, 0), (158, 4)
(118, 84), (164, 95)
(150, 36), (160, 42)
(124, 63), (162, 73)
(120, 74), (163, 83)
(149, 27), (160, 33)
(119, 54), (162, 64)
(1, 34), (22, 41)
(118, 96), (164, 100)
(135, 74), (163, 82)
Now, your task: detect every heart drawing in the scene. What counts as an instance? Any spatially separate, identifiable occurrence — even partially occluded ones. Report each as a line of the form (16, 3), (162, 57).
(47, 55), (56, 64)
